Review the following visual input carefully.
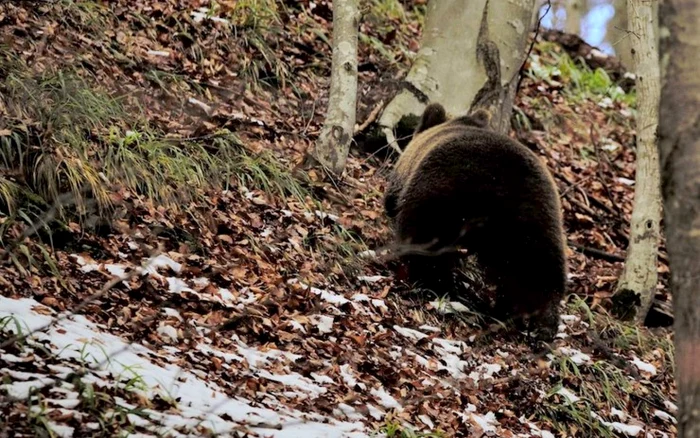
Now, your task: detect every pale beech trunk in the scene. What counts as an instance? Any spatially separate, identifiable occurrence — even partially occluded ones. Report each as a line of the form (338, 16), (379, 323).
(565, 0), (584, 35)
(379, 0), (534, 144)
(659, 0), (700, 433)
(307, 0), (359, 175)
(613, 0), (662, 324)
(609, 0), (660, 73)
(609, 0), (634, 71)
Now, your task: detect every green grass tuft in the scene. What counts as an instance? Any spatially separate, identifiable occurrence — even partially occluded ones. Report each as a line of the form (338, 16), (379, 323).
(526, 44), (635, 106)
(0, 51), (309, 223)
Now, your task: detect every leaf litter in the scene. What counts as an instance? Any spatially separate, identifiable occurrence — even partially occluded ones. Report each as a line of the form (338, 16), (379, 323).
(0, 1), (676, 437)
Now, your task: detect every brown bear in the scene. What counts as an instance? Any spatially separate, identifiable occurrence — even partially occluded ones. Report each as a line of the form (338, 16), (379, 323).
(384, 102), (567, 340)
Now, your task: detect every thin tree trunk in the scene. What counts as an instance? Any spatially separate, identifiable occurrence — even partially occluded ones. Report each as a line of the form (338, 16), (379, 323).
(565, 0), (584, 35)
(609, 0), (634, 71)
(378, 0), (534, 145)
(307, 0), (359, 175)
(613, 0), (662, 324)
(659, 0), (700, 433)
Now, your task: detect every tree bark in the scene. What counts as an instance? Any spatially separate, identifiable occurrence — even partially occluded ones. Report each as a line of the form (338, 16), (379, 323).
(378, 0), (534, 145)
(307, 0), (359, 175)
(613, 0), (662, 325)
(659, 0), (700, 434)
(609, 0), (634, 71)
(565, 0), (584, 35)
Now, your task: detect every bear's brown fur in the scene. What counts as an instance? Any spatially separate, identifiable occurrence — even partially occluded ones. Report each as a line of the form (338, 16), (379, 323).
(384, 102), (567, 339)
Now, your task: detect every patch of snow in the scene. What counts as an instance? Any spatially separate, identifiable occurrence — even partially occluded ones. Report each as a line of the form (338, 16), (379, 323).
(469, 363), (502, 382)
(311, 373), (334, 385)
(555, 387), (580, 404)
(389, 346), (403, 360)
(156, 324), (178, 342)
(3, 378), (57, 398)
(433, 338), (465, 355)
(49, 398), (81, 409)
(394, 325), (429, 341)
(611, 407), (627, 421)
(336, 403), (364, 421)
(340, 364), (366, 390)
(0, 296), (369, 437)
(47, 422), (74, 438)
(162, 308), (183, 321)
(289, 320), (306, 333)
(366, 404), (384, 420)
(598, 97), (614, 108)
(654, 410), (676, 424)
(1, 353), (27, 363)
(289, 280), (351, 306)
(357, 275), (385, 283)
(429, 300), (470, 314)
(191, 8), (230, 24)
(167, 277), (197, 294)
(520, 417), (555, 438)
(559, 346), (591, 365)
(560, 314), (580, 323)
(352, 293), (369, 302)
(105, 263), (127, 278)
(618, 177), (635, 186)
(310, 315), (334, 334)
(469, 411), (498, 433)
(631, 356), (657, 375)
(192, 277), (210, 287)
(74, 255), (100, 272)
(592, 411), (644, 437)
(142, 254), (182, 274)
(315, 210), (339, 221)
(371, 299), (388, 310)
(370, 387), (402, 411)
(234, 340), (301, 369)
(418, 414), (435, 429)
(663, 400), (678, 413)
(256, 370), (326, 397)
(419, 325), (440, 333)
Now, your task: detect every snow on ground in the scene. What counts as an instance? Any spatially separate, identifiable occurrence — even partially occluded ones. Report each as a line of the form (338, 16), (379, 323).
(0, 296), (367, 438)
(0, 252), (675, 437)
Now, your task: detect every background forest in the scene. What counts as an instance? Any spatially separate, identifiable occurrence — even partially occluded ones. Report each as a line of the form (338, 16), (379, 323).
(0, 1), (697, 437)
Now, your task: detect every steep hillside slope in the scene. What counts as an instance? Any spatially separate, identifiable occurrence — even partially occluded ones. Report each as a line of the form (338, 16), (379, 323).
(0, 1), (675, 437)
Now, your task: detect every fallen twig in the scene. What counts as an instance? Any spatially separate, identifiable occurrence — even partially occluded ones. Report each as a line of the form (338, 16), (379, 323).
(354, 100), (384, 135)
(568, 241), (625, 262)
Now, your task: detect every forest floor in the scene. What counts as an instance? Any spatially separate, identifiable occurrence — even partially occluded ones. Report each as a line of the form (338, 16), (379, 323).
(0, 1), (677, 437)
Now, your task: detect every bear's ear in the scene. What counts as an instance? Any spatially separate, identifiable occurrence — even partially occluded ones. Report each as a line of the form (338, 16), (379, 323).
(414, 102), (448, 135)
(467, 108), (491, 128)
(453, 108), (492, 129)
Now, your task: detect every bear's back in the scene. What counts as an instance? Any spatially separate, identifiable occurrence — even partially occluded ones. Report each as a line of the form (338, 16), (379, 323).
(401, 125), (557, 206)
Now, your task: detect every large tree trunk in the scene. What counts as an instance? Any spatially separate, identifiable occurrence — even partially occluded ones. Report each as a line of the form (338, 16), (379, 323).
(306, 0), (359, 175)
(658, 0), (700, 434)
(613, 0), (662, 324)
(378, 0), (534, 145)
